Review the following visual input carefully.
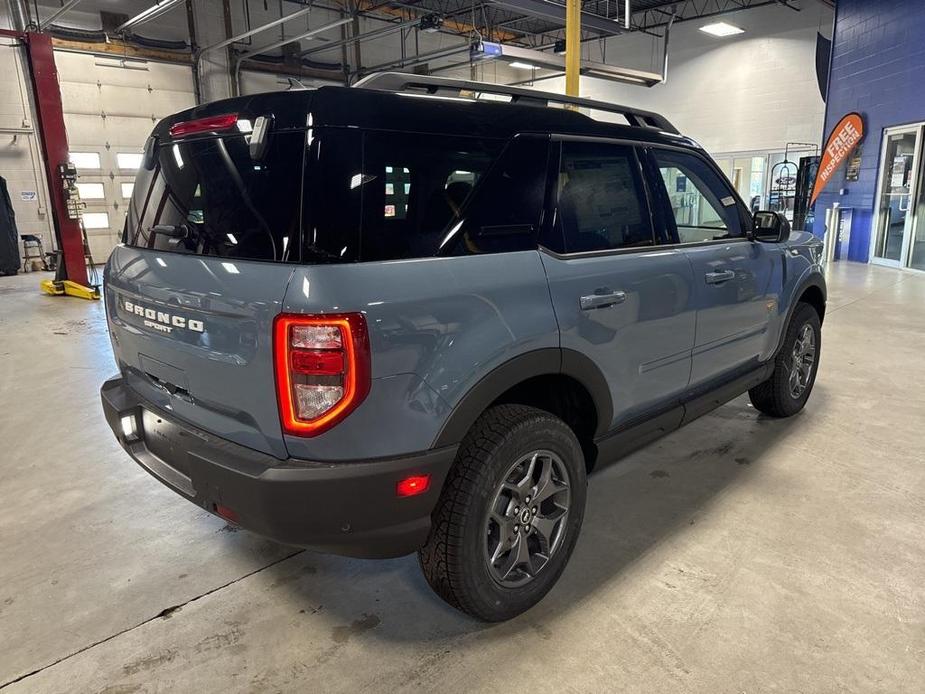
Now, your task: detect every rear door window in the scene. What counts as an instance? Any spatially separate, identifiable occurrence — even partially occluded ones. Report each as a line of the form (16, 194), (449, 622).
(127, 130), (305, 261)
(548, 141), (654, 254)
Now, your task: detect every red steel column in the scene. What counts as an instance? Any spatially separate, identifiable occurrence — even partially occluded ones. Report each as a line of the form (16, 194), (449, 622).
(25, 32), (88, 286)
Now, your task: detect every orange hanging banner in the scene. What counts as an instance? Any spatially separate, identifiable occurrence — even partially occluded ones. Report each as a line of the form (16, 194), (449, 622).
(811, 112), (864, 205)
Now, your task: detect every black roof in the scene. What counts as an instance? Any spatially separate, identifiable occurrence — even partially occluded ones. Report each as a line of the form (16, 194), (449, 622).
(155, 84), (700, 152)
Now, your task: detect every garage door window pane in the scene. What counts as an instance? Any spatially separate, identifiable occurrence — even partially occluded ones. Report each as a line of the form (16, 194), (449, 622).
(117, 152), (143, 170)
(76, 182), (105, 199)
(121, 182), (134, 198)
(82, 212), (110, 229)
(70, 152), (100, 169)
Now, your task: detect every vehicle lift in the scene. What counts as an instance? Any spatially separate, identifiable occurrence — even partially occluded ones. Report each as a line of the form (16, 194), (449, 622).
(0, 29), (99, 300)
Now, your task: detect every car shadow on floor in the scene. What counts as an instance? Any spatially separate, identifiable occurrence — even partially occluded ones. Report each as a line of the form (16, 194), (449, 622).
(240, 393), (810, 641)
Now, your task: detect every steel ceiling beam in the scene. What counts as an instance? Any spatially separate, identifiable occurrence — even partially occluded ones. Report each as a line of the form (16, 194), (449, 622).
(38, 0), (86, 30)
(490, 0), (624, 35)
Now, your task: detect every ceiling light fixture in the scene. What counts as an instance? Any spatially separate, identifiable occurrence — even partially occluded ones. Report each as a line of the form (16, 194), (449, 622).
(509, 61), (538, 70)
(699, 22), (745, 37)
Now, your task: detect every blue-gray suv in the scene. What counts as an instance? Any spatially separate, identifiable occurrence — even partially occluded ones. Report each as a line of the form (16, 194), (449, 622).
(101, 73), (825, 621)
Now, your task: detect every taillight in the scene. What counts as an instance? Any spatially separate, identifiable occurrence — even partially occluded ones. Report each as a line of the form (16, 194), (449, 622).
(169, 113), (238, 138)
(273, 313), (371, 436)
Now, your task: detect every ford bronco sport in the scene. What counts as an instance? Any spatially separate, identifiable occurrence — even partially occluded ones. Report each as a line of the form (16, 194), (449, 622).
(101, 73), (825, 622)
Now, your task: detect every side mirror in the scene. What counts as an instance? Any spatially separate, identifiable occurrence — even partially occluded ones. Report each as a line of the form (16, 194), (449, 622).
(752, 211), (791, 243)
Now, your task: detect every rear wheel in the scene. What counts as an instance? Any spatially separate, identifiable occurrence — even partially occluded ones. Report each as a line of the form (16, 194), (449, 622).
(419, 404), (587, 621)
(749, 302), (821, 417)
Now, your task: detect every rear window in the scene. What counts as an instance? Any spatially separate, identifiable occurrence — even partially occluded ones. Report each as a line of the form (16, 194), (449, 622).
(126, 130), (304, 261)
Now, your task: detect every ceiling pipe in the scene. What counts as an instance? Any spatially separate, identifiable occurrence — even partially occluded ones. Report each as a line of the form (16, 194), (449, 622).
(38, 0), (85, 30)
(301, 16), (420, 58)
(194, 2), (335, 96)
(353, 43), (470, 76)
(202, 3), (317, 55)
(238, 17), (351, 59)
(233, 17), (352, 93)
(6, 0), (29, 31)
(661, 9), (674, 84)
(116, 0), (186, 33)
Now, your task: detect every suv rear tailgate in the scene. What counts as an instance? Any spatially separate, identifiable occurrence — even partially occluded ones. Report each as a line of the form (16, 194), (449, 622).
(105, 247), (293, 458)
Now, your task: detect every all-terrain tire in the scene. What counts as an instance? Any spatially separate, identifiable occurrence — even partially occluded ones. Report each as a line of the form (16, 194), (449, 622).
(749, 302), (822, 417)
(418, 404), (587, 622)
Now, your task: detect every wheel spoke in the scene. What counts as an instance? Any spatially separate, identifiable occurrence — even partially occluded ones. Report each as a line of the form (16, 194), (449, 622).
(489, 531), (515, 565)
(498, 532), (533, 581)
(531, 507), (565, 552)
(533, 457), (567, 504)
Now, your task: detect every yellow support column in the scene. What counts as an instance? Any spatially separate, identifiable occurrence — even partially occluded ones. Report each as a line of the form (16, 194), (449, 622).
(565, 0), (581, 99)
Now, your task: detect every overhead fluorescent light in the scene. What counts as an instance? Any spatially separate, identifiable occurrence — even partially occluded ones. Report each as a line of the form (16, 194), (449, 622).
(699, 22), (745, 37)
(509, 62), (538, 70)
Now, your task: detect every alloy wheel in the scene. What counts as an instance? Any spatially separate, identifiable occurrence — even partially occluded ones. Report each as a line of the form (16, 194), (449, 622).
(483, 450), (571, 588)
(789, 322), (816, 399)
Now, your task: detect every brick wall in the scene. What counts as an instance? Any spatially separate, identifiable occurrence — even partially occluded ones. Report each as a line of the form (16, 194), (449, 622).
(817, 0), (925, 261)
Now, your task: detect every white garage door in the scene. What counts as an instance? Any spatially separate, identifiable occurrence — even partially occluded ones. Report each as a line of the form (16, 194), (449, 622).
(55, 52), (196, 263)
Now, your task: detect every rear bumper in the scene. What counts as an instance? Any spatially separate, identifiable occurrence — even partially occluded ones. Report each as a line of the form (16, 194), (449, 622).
(100, 376), (456, 558)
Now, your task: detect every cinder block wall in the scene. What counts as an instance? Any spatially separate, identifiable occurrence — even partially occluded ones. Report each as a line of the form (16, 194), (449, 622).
(817, 0), (925, 262)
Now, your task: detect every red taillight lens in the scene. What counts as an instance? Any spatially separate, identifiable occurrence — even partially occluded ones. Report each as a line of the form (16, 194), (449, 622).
(274, 313), (370, 436)
(169, 113), (238, 138)
(396, 475), (431, 497)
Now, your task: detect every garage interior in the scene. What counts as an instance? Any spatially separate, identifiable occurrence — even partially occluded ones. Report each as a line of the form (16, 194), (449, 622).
(1, 0), (923, 692)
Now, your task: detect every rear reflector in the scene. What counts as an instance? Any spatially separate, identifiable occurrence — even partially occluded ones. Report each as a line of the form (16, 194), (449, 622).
(214, 504), (239, 523)
(169, 113), (239, 138)
(396, 475), (431, 497)
(274, 313), (371, 436)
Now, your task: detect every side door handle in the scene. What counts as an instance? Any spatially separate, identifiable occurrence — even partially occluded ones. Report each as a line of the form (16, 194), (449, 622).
(579, 290), (626, 311)
(705, 270), (736, 285)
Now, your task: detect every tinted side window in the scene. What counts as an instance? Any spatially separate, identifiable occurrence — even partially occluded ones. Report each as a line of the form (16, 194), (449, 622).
(361, 132), (503, 261)
(551, 141), (654, 254)
(129, 131), (305, 261)
(439, 135), (549, 256)
(650, 148), (744, 243)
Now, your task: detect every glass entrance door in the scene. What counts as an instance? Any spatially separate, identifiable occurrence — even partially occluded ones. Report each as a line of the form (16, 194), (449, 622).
(872, 127), (922, 267)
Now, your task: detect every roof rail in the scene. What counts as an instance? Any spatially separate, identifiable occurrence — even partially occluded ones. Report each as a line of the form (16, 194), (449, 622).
(352, 72), (679, 135)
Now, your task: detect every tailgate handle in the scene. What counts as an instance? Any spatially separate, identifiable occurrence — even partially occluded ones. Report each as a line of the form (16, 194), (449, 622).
(146, 372), (192, 401)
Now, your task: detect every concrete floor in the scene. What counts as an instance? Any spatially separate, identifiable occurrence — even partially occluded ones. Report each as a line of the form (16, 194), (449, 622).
(0, 262), (923, 693)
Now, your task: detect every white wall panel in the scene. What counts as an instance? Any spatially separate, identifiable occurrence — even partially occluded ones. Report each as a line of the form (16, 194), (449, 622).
(533, 3), (833, 158)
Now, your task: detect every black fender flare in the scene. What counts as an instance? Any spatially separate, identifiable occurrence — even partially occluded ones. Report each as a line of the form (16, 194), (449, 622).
(432, 347), (613, 447)
(776, 271), (827, 355)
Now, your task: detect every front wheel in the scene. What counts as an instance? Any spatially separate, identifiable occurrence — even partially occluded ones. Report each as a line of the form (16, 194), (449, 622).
(749, 302), (822, 417)
(418, 404), (587, 622)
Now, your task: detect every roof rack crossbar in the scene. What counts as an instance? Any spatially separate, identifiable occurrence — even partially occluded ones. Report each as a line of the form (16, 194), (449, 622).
(352, 72), (679, 135)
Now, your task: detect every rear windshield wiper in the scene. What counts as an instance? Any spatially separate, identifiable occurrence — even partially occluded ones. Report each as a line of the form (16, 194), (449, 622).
(303, 244), (349, 263)
(150, 224), (189, 240)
